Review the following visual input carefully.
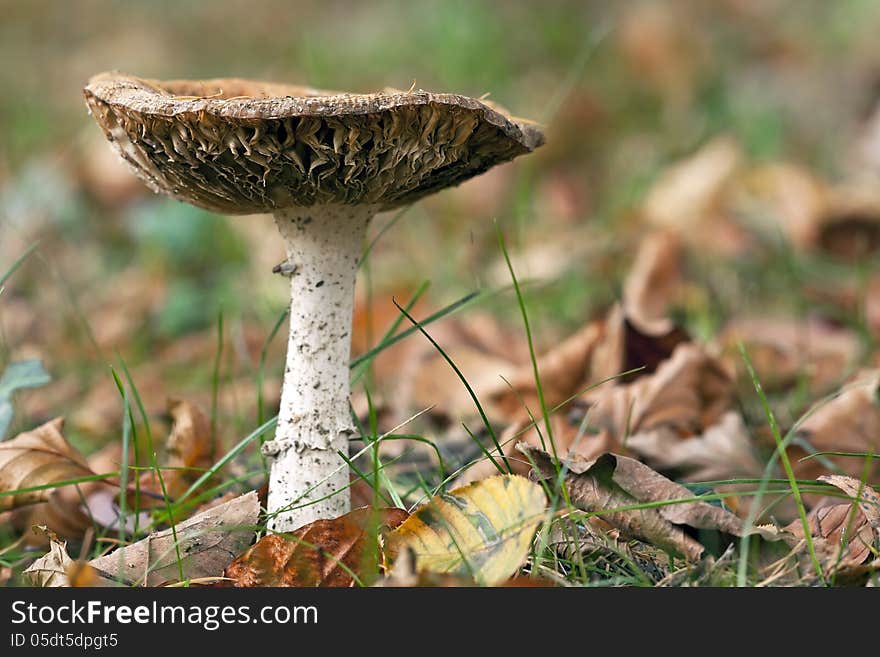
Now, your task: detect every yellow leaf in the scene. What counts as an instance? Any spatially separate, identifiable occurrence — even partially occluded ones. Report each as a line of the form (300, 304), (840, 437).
(389, 475), (547, 585)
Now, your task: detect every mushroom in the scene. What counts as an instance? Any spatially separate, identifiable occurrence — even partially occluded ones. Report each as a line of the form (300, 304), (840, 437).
(83, 73), (544, 532)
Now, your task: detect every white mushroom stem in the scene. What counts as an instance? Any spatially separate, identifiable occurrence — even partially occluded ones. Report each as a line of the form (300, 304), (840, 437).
(263, 204), (377, 533)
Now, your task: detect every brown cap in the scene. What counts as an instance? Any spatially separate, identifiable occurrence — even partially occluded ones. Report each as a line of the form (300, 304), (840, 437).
(83, 73), (544, 214)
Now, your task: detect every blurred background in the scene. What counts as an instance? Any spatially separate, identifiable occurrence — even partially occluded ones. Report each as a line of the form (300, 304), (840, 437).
(2, 0), (880, 462)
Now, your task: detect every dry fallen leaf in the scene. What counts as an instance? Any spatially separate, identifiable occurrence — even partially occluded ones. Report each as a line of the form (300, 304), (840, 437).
(817, 187), (880, 260)
(819, 475), (880, 536)
(625, 411), (762, 482)
(23, 533), (75, 587)
(785, 475), (880, 574)
(589, 305), (689, 386)
(488, 319), (604, 417)
(12, 439), (124, 545)
(786, 502), (875, 571)
(622, 231), (684, 328)
(641, 137), (742, 241)
(88, 490), (259, 586)
(389, 475), (547, 585)
(522, 444), (752, 561)
(225, 507), (408, 587)
(722, 316), (861, 394)
(384, 312), (525, 424)
(0, 418), (94, 511)
(733, 162), (828, 249)
(582, 342), (735, 443)
(792, 371), (880, 483)
(488, 303), (687, 424)
(136, 399), (215, 506)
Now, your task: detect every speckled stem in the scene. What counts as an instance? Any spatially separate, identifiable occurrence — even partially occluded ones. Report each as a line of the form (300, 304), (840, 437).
(263, 204), (376, 532)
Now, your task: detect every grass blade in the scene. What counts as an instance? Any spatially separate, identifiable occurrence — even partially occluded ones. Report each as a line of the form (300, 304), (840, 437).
(738, 343), (824, 583)
(392, 299), (511, 473)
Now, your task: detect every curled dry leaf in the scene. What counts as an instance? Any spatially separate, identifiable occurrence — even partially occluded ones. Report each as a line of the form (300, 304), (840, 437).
(389, 475), (547, 586)
(0, 418), (94, 511)
(818, 475), (880, 536)
(816, 187), (880, 260)
(521, 444), (760, 561)
(622, 231), (684, 328)
(12, 440), (124, 545)
(88, 490), (259, 586)
(581, 343), (735, 445)
(792, 371), (880, 483)
(487, 302), (686, 426)
(625, 411), (762, 482)
(786, 501), (875, 571)
(224, 507), (408, 587)
(589, 305), (689, 386)
(23, 534), (74, 587)
(785, 475), (880, 573)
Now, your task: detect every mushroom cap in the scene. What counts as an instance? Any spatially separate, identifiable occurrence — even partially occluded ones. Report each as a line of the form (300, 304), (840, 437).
(83, 73), (544, 214)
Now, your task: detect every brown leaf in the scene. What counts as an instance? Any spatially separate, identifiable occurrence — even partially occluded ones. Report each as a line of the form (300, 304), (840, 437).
(792, 371), (880, 483)
(817, 187), (880, 260)
(521, 444), (750, 560)
(786, 502), (875, 571)
(225, 507), (408, 587)
(23, 535), (75, 587)
(641, 137), (745, 252)
(488, 320), (604, 416)
(12, 440), (124, 544)
(0, 418), (94, 511)
(736, 163), (829, 248)
(723, 316), (860, 394)
(782, 475), (879, 577)
(384, 312), (525, 424)
(589, 305), (689, 386)
(583, 343), (735, 443)
(136, 399), (214, 506)
(89, 490), (259, 586)
(455, 412), (621, 488)
(819, 475), (880, 535)
(622, 231), (684, 328)
(625, 412), (762, 482)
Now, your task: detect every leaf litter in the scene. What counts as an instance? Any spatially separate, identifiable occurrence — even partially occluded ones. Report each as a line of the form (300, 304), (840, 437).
(7, 4), (880, 587)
